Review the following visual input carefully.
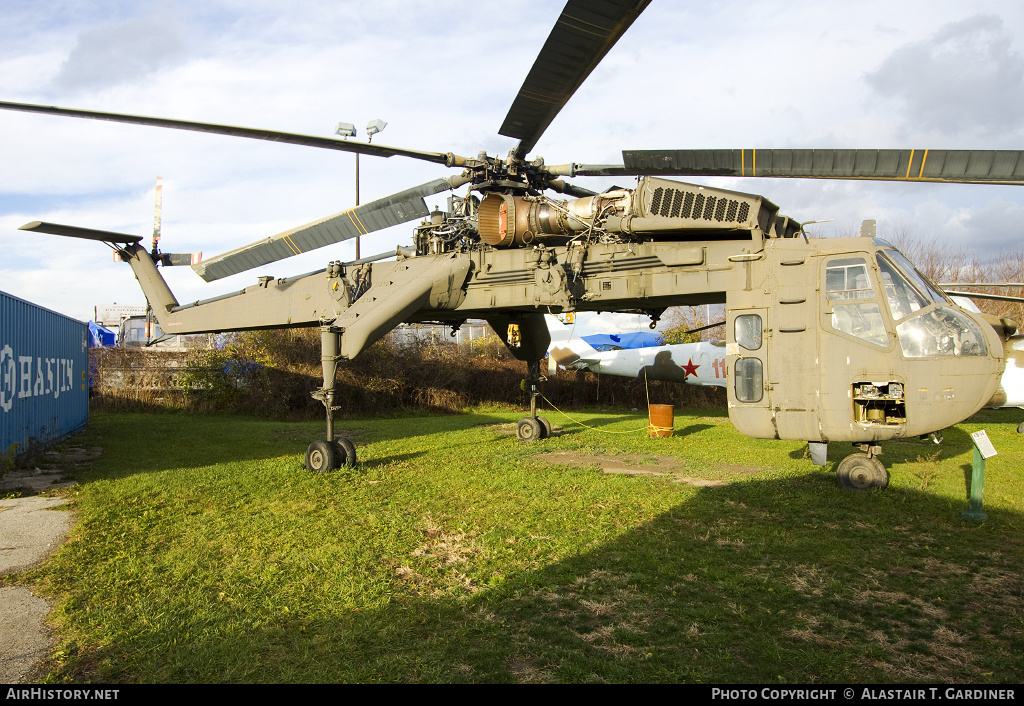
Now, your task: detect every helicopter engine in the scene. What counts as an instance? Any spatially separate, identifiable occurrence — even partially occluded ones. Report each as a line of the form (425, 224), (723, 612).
(476, 177), (800, 248)
(477, 189), (632, 247)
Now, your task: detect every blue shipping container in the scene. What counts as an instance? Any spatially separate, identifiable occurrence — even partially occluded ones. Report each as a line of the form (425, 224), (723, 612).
(1, 290), (89, 460)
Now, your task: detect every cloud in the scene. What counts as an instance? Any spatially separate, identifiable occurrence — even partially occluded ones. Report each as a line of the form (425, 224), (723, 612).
(52, 8), (188, 91)
(960, 197), (1024, 255)
(865, 15), (1024, 141)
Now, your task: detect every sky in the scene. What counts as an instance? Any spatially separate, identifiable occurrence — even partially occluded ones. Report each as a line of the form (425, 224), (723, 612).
(1, 0), (1023, 338)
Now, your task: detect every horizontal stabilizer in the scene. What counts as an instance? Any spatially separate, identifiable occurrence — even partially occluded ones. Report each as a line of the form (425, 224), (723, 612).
(19, 221), (143, 244)
(192, 177), (463, 282)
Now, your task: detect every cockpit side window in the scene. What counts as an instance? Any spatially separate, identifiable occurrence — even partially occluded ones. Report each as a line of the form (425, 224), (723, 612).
(825, 256), (889, 347)
(825, 258), (874, 300)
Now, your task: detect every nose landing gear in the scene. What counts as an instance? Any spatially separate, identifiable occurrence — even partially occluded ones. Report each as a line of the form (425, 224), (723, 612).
(836, 445), (889, 490)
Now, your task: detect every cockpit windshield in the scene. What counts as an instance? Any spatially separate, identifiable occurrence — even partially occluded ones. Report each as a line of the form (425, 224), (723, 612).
(874, 247), (986, 357)
(877, 253), (931, 321)
(877, 249), (947, 308)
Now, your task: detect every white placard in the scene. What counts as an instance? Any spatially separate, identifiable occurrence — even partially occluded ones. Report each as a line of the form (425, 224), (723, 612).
(971, 430), (998, 459)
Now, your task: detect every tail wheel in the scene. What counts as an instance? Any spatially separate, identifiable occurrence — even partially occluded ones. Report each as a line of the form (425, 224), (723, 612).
(836, 453), (889, 490)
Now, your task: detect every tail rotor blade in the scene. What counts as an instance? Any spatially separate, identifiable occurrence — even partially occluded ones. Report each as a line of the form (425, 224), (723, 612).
(153, 176), (163, 251)
(161, 252), (203, 267)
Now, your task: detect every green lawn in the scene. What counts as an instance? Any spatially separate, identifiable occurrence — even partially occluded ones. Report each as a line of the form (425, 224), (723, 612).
(11, 406), (1024, 683)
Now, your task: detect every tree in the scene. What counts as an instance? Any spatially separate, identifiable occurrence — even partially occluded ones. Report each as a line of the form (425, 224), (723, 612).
(884, 229), (1024, 325)
(660, 305), (725, 344)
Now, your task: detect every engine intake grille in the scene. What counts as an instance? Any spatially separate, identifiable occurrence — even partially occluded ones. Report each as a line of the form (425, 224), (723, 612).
(650, 185), (751, 224)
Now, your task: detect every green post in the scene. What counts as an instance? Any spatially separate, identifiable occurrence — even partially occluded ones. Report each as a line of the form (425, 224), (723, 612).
(961, 445), (988, 523)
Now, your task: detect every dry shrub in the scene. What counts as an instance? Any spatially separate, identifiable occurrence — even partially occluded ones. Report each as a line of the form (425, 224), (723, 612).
(89, 347), (194, 411)
(884, 230), (1024, 325)
(91, 326), (725, 419)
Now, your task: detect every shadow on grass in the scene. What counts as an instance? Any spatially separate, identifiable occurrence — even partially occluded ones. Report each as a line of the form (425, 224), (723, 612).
(46, 468), (1024, 684)
(675, 423), (714, 436)
(76, 410), (518, 480)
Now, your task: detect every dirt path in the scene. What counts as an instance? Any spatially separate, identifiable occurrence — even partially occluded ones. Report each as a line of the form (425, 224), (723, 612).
(0, 447), (93, 683)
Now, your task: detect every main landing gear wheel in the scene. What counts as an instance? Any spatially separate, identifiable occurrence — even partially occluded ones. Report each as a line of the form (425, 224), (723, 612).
(537, 416), (552, 439)
(517, 417), (543, 441)
(836, 453), (889, 490)
(305, 439), (336, 473)
(332, 436), (357, 467)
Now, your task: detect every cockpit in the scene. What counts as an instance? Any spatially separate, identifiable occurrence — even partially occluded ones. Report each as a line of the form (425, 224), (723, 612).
(824, 239), (989, 358)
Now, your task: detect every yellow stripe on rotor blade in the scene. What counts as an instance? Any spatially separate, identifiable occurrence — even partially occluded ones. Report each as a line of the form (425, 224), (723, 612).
(346, 210), (368, 235)
(351, 209), (369, 234)
(282, 235), (301, 255)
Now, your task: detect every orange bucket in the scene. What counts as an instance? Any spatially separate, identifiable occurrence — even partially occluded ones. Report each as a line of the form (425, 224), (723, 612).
(648, 404), (674, 438)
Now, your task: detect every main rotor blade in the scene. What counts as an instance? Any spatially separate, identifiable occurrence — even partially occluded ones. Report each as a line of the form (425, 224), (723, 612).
(192, 176), (468, 282)
(0, 101), (457, 166)
(547, 179), (597, 198)
(566, 149), (1024, 184)
(499, 0), (651, 158)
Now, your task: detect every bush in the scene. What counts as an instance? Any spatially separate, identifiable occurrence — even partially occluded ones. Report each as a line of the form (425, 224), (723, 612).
(91, 327), (725, 419)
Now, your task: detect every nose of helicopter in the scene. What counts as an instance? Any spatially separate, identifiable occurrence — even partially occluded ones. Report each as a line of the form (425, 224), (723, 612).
(985, 333), (1024, 408)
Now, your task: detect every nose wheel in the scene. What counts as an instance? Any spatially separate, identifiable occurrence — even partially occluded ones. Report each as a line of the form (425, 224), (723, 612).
(836, 452), (889, 490)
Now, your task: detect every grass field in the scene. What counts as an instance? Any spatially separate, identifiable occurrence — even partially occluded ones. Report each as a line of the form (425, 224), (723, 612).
(8, 405), (1024, 683)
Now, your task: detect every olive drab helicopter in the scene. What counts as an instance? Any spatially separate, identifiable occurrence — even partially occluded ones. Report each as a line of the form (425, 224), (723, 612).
(3, 0), (1024, 488)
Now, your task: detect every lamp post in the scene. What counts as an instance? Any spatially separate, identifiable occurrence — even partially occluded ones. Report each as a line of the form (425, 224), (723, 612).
(335, 118), (387, 260)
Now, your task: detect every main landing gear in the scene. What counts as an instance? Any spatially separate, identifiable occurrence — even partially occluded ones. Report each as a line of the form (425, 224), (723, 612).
(517, 359), (552, 441)
(307, 326), (358, 473)
(305, 437), (357, 473)
(836, 444), (889, 490)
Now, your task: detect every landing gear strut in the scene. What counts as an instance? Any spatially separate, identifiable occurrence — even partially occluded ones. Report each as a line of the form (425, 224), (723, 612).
(307, 326), (357, 472)
(517, 359), (551, 441)
(836, 444), (888, 490)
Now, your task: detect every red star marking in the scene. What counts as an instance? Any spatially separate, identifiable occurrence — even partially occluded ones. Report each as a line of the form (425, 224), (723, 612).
(681, 358), (700, 379)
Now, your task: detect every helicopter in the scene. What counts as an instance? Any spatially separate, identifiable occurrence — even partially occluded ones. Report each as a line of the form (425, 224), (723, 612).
(3, 0), (1024, 488)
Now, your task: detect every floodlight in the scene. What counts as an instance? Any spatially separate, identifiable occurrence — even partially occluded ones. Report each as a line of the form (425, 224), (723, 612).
(365, 119), (387, 137)
(335, 122), (356, 138)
